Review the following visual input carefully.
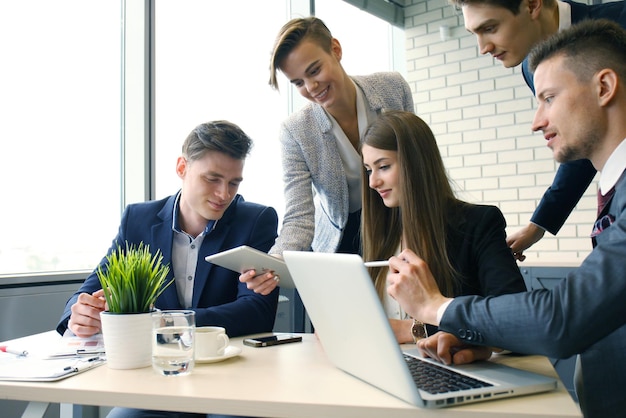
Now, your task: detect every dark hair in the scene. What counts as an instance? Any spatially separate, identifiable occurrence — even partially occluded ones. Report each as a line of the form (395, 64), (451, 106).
(182, 120), (253, 162)
(360, 110), (460, 298)
(529, 19), (626, 82)
(268, 17), (333, 90)
(447, 0), (554, 15)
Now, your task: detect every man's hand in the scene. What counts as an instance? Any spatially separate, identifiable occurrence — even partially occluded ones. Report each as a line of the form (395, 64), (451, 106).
(69, 289), (106, 338)
(386, 249), (451, 326)
(239, 269), (279, 295)
(506, 223), (546, 261)
(239, 253), (284, 295)
(417, 332), (492, 365)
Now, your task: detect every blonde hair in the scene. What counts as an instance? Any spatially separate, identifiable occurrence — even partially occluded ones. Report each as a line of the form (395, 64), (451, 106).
(268, 17), (333, 90)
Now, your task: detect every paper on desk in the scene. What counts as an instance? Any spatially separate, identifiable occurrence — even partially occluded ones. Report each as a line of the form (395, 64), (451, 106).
(0, 355), (105, 381)
(47, 331), (106, 358)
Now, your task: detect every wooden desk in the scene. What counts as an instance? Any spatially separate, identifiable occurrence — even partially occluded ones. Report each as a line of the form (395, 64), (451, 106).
(0, 332), (582, 418)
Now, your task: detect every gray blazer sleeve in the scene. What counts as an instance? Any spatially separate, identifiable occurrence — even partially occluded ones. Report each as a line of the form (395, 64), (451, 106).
(270, 72), (414, 254)
(271, 109), (324, 254)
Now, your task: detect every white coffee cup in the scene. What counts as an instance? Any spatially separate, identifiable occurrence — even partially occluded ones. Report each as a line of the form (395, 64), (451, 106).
(195, 326), (229, 359)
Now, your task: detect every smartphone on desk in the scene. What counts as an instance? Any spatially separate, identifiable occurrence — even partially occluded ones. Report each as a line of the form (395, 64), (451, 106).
(243, 334), (302, 347)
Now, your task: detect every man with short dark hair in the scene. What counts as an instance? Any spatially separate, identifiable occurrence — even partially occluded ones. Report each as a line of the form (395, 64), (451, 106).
(452, 0), (626, 260)
(59, 121), (278, 418)
(387, 20), (626, 418)
(58, 120), (279, 339)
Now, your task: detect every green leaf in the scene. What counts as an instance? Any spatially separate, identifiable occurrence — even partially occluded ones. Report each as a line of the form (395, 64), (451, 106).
(97, 241), (174, 313)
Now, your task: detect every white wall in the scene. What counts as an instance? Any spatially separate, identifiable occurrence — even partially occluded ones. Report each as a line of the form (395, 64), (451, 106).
(403, 0), (598, 264)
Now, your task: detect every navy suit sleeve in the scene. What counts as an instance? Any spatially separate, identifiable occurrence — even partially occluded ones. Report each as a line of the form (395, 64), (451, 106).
(191, 205), (280, 337)
(531, 159), (596, 235)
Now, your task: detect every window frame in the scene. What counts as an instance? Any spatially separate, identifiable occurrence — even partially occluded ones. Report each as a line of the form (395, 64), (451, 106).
(2, 0), (402, 284)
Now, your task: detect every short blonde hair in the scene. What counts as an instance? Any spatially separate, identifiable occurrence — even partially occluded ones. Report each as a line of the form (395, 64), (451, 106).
(268, 17), (333, 90)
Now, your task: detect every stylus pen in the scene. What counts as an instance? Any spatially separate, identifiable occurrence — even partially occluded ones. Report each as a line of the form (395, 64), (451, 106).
(364, 260), (390, 267)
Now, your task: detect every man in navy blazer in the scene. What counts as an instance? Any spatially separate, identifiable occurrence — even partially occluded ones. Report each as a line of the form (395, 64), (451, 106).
(452, 0), (626, 260)
(57, 120), (279, 339)
(387, 21), (626, 418)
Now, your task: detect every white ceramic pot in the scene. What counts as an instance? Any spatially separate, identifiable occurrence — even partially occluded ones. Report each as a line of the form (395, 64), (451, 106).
(100, 311), (153, 369)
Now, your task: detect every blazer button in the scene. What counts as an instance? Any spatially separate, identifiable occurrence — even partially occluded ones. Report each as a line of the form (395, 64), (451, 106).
(457, 329), (484, 343)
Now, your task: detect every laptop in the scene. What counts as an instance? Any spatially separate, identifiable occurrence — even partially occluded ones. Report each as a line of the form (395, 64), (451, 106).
(282, 251), (557, 408)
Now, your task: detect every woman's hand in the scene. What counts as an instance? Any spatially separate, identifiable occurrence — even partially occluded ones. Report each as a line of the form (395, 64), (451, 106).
(389, 318), (415, 344)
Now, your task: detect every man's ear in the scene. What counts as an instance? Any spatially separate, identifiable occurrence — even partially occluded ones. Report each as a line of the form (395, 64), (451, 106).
(176, 156), (187, 179)
(596, 68), (618, 107)
(527, 0), (543, 19)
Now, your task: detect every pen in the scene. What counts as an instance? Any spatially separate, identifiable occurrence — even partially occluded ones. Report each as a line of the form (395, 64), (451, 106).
(364, 260), (390, 267)
(64, 356), (102, 372)
(0, 345), (29, 356)
(76, 349), (106, 355)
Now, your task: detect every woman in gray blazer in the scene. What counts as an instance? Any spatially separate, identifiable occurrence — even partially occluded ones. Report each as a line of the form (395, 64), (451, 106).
(241, 17), (414, 295)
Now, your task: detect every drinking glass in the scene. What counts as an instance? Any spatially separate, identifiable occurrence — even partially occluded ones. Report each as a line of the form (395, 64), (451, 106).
(151, 310), (195, 376)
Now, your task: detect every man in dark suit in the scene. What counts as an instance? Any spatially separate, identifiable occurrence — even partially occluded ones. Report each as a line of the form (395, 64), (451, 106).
(57, 120), (279, 339)
(386, 20), (626, 418)
(452, 0), (626, 260)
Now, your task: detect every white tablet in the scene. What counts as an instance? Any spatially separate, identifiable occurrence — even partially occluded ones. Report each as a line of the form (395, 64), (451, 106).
(205, 245), (294, 289)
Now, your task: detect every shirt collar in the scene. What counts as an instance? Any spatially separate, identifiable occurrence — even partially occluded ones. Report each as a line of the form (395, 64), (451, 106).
(600, 138), (626, 195)
(172, 191), (217, 235)
(557, 1), (572, 31)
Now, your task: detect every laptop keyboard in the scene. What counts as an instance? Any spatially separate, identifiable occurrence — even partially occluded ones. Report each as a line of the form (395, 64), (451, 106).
(404, 354), (493, 395)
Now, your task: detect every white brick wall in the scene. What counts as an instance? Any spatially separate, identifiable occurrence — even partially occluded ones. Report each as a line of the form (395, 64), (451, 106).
(403, 0), (598, 264)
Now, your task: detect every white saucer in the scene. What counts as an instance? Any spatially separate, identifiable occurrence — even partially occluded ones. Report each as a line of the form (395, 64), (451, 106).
(195, 346), (242, 364)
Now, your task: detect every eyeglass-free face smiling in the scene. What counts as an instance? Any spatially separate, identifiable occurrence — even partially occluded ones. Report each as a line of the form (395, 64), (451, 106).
(279, 38), (351, 113)
(362, 144), (401, 208)
(176, 151), (244, 234)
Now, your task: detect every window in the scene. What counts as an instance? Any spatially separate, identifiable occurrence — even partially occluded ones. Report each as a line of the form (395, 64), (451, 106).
(0, 1), (122, 275)
(153, 0), (288, 211)
(0, 0), (398, 276)
(315, 0), (404, 75)
(154, 0), (400, 224)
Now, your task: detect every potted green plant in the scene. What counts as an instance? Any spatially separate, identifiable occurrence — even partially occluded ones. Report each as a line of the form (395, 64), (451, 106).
(98, 241), (173, 369)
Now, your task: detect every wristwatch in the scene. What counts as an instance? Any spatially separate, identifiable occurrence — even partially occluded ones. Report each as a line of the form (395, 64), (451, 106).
(411, 319), (427, 343)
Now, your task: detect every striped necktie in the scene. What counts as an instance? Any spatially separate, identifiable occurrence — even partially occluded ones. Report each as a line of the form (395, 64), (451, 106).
(597, 186), (615, 218)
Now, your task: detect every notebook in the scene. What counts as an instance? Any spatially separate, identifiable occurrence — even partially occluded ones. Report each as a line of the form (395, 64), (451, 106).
(0, 355), (105, 382)
(282, 251), (557, 408)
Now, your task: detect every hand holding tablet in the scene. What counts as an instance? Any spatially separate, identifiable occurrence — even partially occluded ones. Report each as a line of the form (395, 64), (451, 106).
(205, 246), (294, 289)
